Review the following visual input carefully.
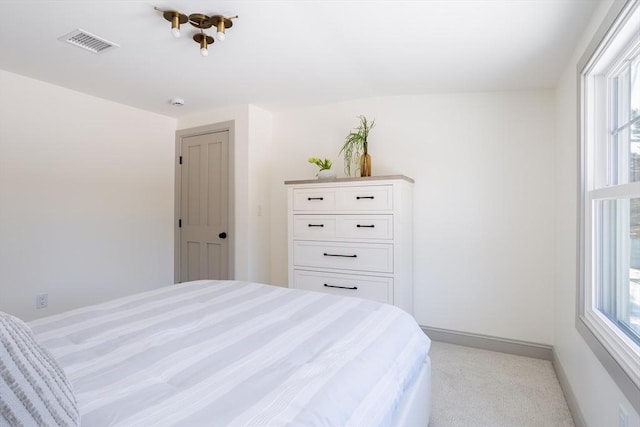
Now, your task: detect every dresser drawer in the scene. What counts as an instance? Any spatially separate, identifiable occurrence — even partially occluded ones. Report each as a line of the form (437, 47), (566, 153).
(293, 185), (393, 212)
(294, 270), (392, 304)
(293, 216), (337, 239)
(292, 188), (336, 211)
(294, 215), (392, 240)
(336, 215), (393, 239)
(293, 241), (393, 273)
(337, 185), (392, 211)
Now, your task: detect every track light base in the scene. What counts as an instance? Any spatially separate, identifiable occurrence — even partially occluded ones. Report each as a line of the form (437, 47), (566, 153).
(162, 11), (188, 24)
(189, 14), (213, 29)
(193, 33), (214, 45)
(210, 15), (234, 29)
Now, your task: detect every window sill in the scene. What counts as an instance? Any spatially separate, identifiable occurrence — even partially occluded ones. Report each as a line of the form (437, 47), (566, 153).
(576, 315), (640, 414)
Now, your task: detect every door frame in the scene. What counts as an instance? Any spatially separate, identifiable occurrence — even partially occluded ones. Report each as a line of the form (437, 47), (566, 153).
(174, 121), (235, 283)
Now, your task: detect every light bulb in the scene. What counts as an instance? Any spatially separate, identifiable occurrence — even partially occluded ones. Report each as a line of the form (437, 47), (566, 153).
(171, 14), (181, 38)
(215, 19), (226, 41)
(200, 47), (209, 57)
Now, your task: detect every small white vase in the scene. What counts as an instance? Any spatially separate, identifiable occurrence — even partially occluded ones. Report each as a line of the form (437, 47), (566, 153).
(317, 169), (337, 179)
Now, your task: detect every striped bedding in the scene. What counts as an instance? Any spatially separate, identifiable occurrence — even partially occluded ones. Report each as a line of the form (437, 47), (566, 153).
(29, 280), (431, 426)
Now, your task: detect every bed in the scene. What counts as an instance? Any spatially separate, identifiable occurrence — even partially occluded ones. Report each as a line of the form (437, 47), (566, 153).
(3, 280), (431, 426)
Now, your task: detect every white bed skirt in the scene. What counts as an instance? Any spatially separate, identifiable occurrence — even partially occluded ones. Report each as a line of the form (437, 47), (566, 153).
(391, 357), (431, 426)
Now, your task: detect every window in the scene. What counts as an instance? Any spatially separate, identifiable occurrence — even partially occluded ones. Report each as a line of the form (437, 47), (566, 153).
(579, 0), (640, 408)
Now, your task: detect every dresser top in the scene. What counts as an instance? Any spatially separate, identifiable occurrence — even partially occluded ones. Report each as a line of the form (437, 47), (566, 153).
(284, 174), (414, 185)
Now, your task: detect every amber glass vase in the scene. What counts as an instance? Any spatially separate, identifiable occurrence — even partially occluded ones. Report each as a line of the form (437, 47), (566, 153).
(360, 153), (372, 177)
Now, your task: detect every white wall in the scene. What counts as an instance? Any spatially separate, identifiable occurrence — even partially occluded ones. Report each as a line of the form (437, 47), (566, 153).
(248, 105), (274, 283)
(0, 69), (176, 321)
(177, 104), (273, 284)
(0, 13), (632, 421)
(553, 1), (640, 425)
(269, 91), (556, 345)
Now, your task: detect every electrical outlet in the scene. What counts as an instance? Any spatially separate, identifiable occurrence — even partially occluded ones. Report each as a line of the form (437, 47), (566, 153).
(36, 293), (48, 309)
(619, 404), (628, 427)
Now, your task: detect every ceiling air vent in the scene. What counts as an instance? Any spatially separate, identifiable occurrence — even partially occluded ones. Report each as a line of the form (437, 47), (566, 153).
(59, 29), (119, 54)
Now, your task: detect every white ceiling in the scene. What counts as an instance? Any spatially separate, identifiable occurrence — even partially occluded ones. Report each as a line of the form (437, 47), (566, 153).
(0, 1), (601, 119)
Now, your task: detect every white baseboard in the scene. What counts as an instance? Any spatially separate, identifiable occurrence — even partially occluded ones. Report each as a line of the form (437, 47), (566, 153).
(421, 326), (553, 360)
(552, 349), (587, 427)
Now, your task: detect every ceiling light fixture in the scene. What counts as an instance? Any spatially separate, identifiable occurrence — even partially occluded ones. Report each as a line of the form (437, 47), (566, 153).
(162, 10), (188, 38)
(211, 15), (234, 41)
(155, 7), (238, 56)
(194, 31), (214, 57)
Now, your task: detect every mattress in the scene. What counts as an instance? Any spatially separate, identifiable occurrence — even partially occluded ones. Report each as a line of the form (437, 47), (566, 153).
(29, 280), (431, 426)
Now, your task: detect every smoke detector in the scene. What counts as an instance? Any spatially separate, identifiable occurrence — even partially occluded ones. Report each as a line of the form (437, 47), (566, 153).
(169, 98), (185, 106)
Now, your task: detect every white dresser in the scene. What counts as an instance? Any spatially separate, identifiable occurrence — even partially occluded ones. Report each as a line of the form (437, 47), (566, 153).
(286, 175), (414, 314)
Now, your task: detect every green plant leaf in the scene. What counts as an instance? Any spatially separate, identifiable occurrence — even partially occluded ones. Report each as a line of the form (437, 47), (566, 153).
(308, 157), (332, 170)
(340, 115), (375, 176)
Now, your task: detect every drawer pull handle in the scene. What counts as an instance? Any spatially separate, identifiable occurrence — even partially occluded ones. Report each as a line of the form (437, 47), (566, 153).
(356, 196), (375, 200)
(356, 224), (375, 228)
(324, 283), (358, 290)
(308, 224), (324, 227)
(323, 252), (357, 258)
(307, 197), (324, 201)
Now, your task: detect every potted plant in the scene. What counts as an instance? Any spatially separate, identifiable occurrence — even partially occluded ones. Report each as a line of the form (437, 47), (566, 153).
(340, 115), (375, 177)
(308, 157), (336, 179)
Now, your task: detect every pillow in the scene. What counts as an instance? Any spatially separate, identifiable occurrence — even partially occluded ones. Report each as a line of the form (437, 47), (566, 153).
(0, 312), (79, 426)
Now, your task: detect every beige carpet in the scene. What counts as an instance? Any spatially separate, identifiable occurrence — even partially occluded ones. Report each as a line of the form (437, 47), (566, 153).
(428, 341), (574, 427)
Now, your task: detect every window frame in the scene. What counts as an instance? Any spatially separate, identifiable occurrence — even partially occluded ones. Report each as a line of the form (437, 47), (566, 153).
(578, 0), (640, 414)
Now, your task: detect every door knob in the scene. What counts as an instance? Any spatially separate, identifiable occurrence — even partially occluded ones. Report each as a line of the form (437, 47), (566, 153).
(219, 232), (227, 239)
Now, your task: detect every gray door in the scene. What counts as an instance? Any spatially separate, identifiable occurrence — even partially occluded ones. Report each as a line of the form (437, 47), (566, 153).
(179, 130), (229, 282)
